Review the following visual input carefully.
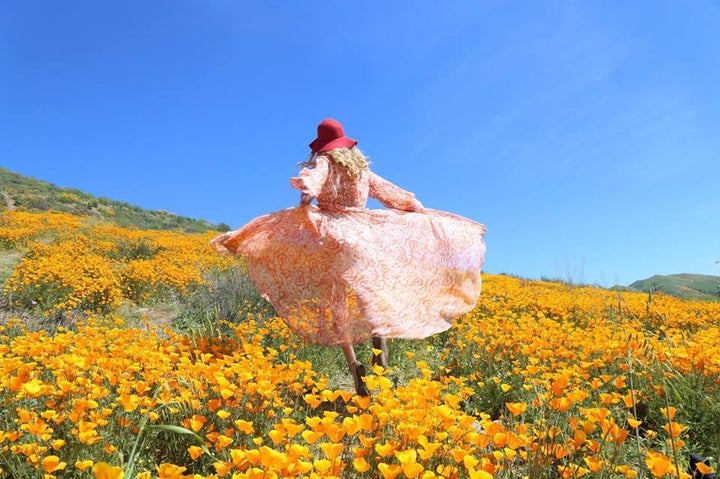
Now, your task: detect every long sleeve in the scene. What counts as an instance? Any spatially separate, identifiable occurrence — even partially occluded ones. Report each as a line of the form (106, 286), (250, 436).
(368, 171), (424, 212)
(289, 156), (330, 197)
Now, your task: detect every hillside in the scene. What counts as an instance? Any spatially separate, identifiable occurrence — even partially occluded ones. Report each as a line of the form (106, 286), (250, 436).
(629, 273), (720, 302)
(0, 167), (227, 233)
(4, 166), (719, 304)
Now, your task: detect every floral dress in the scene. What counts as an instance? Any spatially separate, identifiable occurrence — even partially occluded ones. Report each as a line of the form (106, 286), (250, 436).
(211, 155), (487, 345)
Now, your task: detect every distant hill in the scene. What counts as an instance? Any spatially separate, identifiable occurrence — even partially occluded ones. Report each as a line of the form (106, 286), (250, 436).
(629, 273), (720, 302)
(0, 167), (227, 233)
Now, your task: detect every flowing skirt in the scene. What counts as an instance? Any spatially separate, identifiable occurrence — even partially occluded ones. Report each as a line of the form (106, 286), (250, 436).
(211, 205), (486, 345)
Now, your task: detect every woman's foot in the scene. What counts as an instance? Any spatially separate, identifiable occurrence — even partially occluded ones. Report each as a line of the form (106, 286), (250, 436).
(352, 362), (370, 396)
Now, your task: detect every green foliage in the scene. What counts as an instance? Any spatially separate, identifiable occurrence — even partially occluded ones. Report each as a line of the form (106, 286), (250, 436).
(109, 237), (164, 261)
(658, 369), (720, 458)
(173, 267), (276, 336)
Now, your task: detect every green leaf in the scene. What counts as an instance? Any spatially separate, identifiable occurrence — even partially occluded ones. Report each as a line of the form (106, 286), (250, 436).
(147, 424), (203, 440)
(146, 424), (215, 458)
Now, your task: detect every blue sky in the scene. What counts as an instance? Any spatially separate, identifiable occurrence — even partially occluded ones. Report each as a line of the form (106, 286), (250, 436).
(2, 1), (719, 286)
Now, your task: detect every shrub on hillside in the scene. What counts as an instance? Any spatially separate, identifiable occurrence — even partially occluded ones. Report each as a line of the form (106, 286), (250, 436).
(174, 267), (276, 335)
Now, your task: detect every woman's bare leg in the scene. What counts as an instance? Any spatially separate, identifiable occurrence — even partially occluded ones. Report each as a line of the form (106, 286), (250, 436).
(330, 284), (368, 396)
(341, 344), (369, 396)
(371, 336), (388, 368)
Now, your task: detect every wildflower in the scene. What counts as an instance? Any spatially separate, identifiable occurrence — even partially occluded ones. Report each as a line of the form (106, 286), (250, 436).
(93, 462), (124, 479)
(188, 446), (204, 460)
(320, 442), (344, 461)
(75, 460), (94, 471)
(645, 452), (672, 477)
(41, 456), (67, 473)
(505, 402), (527, 416)
(156, 463), (187, 479)
(379, 463), (403, 479)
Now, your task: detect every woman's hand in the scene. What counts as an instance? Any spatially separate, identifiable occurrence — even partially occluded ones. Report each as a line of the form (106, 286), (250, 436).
(290, 177), (304, 189)
(410, 198), (425, 212)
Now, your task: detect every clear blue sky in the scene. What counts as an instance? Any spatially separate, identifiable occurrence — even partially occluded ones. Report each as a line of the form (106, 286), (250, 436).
(2, 1), (720, 286)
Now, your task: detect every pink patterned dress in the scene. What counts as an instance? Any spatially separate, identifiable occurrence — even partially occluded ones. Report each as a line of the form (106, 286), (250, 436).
(211, 156), (486, 345)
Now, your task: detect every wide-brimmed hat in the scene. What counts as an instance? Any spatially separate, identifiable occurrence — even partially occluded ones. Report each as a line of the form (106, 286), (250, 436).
(309, 118), (357, 153)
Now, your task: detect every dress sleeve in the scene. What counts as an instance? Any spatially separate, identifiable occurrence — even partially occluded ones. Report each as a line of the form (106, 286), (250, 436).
(289, 155), (330, 197)
(368, 171), (424, 212)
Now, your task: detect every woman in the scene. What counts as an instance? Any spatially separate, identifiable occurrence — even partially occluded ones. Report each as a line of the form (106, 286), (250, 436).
(211, 118), (487, 396)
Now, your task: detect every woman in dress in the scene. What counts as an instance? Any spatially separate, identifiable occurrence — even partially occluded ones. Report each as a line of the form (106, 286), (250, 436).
(211, 118), (487, 396)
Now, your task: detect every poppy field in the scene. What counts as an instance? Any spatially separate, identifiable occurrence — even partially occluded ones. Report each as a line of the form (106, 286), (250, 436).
(1, 210), (719, 479)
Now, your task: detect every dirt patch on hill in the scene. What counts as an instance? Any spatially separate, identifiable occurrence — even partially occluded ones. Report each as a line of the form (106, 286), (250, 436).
(137, 305), (179, 328)
(1, 191), (16, 210)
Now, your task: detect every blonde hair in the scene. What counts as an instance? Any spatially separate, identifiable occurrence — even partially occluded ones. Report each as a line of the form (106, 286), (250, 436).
(300, 147), (370, 179)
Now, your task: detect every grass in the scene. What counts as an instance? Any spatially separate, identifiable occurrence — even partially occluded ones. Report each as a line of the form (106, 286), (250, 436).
(0, 250), (21, 284)
(0, 250), (40, 327)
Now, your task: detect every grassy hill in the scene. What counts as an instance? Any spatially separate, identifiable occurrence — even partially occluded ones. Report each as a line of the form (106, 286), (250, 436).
(629, 273), (720, 302)
(0, 167), (227, 233)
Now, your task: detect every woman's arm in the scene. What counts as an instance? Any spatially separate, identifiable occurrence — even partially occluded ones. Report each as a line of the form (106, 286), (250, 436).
(368, 171), (424, 212)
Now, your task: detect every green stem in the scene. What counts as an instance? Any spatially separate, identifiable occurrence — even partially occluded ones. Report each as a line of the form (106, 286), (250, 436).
(627, 355), (645, 479)
(660, 370), (682, 479)
(124, 413), (150, 479)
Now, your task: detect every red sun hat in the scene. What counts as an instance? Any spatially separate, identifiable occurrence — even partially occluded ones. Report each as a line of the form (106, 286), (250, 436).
(309, 118), (358, 153)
